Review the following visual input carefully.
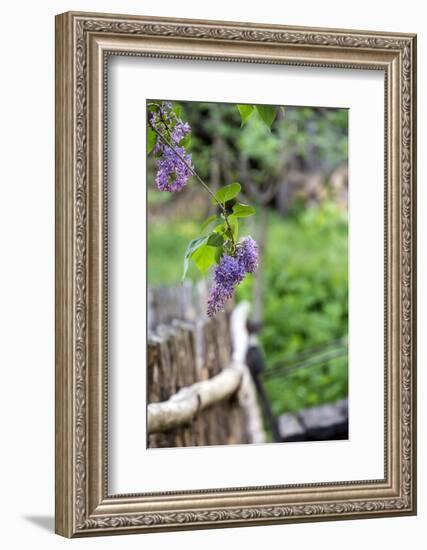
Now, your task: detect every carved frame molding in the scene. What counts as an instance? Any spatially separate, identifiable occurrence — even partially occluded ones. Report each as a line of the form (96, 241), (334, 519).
(55, 11), (416, 537)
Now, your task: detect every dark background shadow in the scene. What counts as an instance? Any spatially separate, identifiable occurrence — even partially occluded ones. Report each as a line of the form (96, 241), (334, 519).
(23, 516), (54, 533)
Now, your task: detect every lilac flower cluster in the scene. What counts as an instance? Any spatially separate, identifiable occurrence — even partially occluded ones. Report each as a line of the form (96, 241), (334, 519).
(207, 255), (245, 317)
(151, 102), (193, 192)
(207, 237), (259, 317)
(236, 236), (259, 274)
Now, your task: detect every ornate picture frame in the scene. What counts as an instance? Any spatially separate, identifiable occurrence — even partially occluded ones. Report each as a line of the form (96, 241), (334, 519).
(55, 11), (417, 537)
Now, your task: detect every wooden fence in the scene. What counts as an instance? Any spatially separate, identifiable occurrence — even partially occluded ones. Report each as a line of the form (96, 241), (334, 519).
(147, 283), (265, 448)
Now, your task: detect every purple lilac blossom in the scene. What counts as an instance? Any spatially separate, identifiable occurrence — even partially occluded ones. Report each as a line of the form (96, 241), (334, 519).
(150, 103), (193, 192)
(207, 255), (245, 318)
(206, 284), (226, 319)
(236, 236), (259, 273)
(207, 237), (259, 317)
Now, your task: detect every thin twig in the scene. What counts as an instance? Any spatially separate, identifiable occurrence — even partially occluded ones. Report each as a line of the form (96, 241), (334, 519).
(148, 118), (221, 206)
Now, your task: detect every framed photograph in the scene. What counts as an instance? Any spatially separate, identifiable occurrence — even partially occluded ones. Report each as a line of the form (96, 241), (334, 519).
(55, 11), (417, 537)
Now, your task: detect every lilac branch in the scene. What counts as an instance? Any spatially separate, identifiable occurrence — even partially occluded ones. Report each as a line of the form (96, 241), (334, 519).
(148, 115), (236, 250)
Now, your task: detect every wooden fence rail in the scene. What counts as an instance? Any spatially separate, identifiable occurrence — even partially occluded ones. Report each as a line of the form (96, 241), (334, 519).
(148, 362), (243, 433)
(147, 283), (265, 448)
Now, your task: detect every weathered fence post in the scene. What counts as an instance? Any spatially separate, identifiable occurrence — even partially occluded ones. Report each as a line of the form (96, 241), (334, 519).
(147, 284), (266, 448)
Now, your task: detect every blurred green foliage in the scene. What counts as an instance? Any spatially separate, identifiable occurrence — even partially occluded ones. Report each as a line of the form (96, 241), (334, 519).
(237, 106), (348, 185)
(147, 100), (348, 416)
(170, 101), (348, 187)
(148, 218), (201, 284)
(236, 203), (348, 415)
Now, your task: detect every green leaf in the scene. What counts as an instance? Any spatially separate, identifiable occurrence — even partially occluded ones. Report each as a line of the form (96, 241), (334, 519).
(224, 198), (237, 212)
(232, 203), (256, 218)
(280, 106), (286, 117)
(192, 244), (217, 275)
(182, 236), (208, 280)
(207, 232), (224, 247)
(211, 183), (241, 205)
(227, 215), (239, 240)
(255, 105), (277, 129)
(237, 104), (254, 127)
(200, 214), (218, 232)
(213, 222), (226, 234)
(147, 127), (157, 154)
(179, 133), (191, 149)
(172, 102), (183, 119)
(147, 103), (160, 113)
(215, 245), (224, 264)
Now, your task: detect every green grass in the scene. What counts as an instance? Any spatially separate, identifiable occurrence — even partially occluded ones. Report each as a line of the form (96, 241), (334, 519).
(147, 218), (201, 284)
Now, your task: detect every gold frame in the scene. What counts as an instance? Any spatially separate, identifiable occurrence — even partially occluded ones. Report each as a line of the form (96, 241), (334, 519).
(55, 11), (417, 537)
